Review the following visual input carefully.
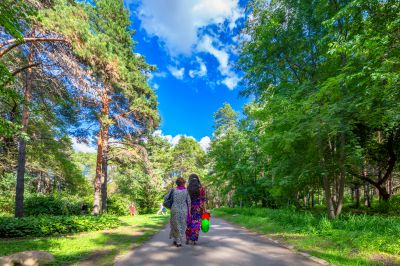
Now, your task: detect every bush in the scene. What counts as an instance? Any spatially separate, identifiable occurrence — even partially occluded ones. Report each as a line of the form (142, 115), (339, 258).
(0, 215), (121, 238)
(374, 195), (400, 215)
(388, 195), (400, 215)
(0, 195), (14, 214)
(107, 195), (131, 216)
(24, 194), (91, 216)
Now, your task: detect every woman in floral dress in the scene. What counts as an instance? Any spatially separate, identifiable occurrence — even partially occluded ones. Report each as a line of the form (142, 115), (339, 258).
(186, 174), (206, 245)
(169, 177), (191, 247)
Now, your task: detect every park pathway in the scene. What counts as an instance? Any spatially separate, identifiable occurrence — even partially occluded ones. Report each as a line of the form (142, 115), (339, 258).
(115, 218), (323, 266)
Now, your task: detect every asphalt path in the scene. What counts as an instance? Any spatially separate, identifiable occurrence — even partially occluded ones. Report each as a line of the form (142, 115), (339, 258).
(116, 217), (323, 266)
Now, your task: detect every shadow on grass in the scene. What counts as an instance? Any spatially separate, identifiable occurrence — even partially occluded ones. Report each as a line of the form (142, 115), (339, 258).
(0, 238), (61, 257)
(0, 215), (169, 266)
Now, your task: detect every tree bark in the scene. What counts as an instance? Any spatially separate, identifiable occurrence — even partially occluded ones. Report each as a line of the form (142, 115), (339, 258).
(101, 140), (109, 213)
(93, 88), (110, 215)
(364, 182), (370, 207)
(334, 172), (345, 217)
(311, 191), (315, 208)
(323, 175), (336, 219)
(355, 184), (360, 208)
(15, 50), (34, 218)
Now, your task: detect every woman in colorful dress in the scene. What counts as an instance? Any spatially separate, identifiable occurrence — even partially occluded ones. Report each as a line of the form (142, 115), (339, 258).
(186, 174), (206, 245)
(169, 177), (191, 247)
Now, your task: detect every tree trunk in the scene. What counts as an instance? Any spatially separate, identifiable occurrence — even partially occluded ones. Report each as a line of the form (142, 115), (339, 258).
(376, 185), (390, 201)
(334, 173), (345, 217)
(331, 133), (346, 217)
(93, 128), (103, 215)
(364, 182), (370, 207)
(93, 88), (110, 215)
(311, 191), (315, 208)
(15, 51), (33, 218)
(323, 175), (336, 219)
(387, 174), (393, 197)
(355, 184), (360, 208)
(101, 140), (109, 213)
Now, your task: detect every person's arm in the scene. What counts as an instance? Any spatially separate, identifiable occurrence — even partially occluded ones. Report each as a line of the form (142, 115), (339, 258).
(187, 192), (191, 214)
(201, 187), (207, 212)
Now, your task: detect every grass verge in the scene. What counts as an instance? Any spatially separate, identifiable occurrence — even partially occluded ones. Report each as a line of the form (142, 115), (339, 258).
(0, 214), (168, 265)
(214, 208), (400, 266)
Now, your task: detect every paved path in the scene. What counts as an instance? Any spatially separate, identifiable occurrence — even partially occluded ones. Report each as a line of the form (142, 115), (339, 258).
(116, 218), (322, 266)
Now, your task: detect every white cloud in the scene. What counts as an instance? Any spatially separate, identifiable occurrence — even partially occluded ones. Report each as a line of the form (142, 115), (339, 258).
(189, 57), (208, 78)
(154, 71), (167, 78)
(148, 71), (167, 82)
(167, 66), (185, 79)
(199, 136), (211, 152)
(137, 0), (243, 55)
(171, 135), (183, 146)
(153, 83), (159, 89)
(197, 35), (240, 89)
(152, 130), (209, 151)
(71, 137), (96, 153)
(222, 76), (240, 90)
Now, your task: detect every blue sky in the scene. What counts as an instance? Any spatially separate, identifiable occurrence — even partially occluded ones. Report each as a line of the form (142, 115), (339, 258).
(124, 0), (249, 148)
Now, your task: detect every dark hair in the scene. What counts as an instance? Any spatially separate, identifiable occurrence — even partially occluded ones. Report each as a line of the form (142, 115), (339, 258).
(188, 174), (201, 200)
(176, 177), (186, 186)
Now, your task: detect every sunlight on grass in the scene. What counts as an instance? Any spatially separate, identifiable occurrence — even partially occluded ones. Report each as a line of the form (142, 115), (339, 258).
(0, 214), (168, 266)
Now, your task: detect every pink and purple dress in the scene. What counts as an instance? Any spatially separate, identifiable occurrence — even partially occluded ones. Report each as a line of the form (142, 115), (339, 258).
(186, 187), (206, 242)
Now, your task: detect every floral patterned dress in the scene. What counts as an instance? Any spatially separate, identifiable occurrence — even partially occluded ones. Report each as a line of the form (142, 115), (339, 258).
(186, 187), (206, 242)
(169, 188), (191, 245)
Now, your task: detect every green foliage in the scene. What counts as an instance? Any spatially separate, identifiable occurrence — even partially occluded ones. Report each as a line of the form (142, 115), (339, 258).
(24, 194), (91, 216)
(375, 195), (400, 216)
(213, 103), (238, 137)
(0, 0), (32, 40)
(0, 215), (120, 238)
(106, 194), (131, 216)
(170, 137), (207, 179)
(208, 0), (400, 218)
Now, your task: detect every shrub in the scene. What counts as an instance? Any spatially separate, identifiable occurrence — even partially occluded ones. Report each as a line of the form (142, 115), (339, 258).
(388, 195), (400, 215)
(0, 215), (121, 238)
(24, 194), (91, 216)
(107, 195), (131, 216)
(0, 195), (14, 214)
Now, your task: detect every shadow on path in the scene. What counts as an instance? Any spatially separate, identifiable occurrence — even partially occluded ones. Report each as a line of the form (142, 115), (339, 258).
(116, 218), (323, 266)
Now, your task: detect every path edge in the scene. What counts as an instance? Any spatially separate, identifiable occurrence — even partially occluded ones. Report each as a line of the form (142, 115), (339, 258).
(218, 217), (330, 266)
(113, 220), (170, 265)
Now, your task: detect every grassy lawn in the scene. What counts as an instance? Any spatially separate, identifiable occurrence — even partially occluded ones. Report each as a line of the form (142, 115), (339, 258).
(0, 214), (168, 265)
(214, 208), (400, 266)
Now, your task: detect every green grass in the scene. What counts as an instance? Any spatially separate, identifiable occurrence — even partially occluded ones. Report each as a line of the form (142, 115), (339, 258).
(214, 208), (400, 266)
(0, 214), (168, 265)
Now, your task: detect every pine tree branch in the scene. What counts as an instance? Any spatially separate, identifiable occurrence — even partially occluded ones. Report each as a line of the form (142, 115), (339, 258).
(0, 37), (68, 58)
